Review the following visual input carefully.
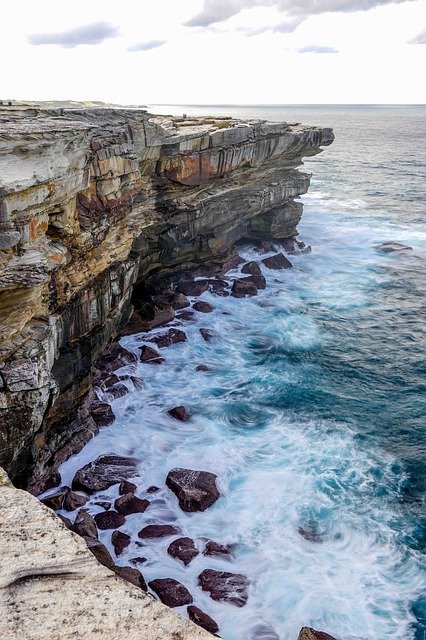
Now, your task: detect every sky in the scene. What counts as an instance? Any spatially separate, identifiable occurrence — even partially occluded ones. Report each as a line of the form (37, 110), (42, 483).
(2, 0), (426, 104)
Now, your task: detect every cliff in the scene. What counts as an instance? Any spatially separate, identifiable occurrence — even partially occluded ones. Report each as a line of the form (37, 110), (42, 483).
(0, 105), (333, 489)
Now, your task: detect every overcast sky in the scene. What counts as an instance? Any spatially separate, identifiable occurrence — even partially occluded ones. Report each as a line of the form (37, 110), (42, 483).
(2, 0), (425, 104)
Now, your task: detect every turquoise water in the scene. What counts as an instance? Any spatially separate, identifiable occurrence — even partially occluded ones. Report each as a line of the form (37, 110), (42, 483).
(57, 105), (425, 639)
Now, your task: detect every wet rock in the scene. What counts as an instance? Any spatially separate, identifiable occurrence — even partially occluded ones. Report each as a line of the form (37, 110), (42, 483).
(140, 345), (164, 364)
(72, 455), (138, 493)
(93, 371), (120, 389)
(172, 293), (191, 310)
(198, 569), (250, 607)
(208, 278), (230, 297)
(130, 375), (144, 389)
(93, 501), (111, 510)
(166, 468), (220, 512)
(146, 485), (160, 493)
(203, 540), (234, 558)
(262, 253), (293, 269)
(176, 280), (209, 297)
(129, 556), (147, 565)
(138, 524), (180, 539)
(57, 514), (73, 530)
(40, 487), (69, 510)
(99, 343), (138, 372)
(63, 490), (88, 512)
(113, 565), (147, 591)
(231, 278), (258, 298)
(73, 509), (98, 540)
(249, 273), (267, 289)
(94, 510), (126, 530)
(377, 241), (413, 254)
(167, 537), (199, 566)
(297, 627), (337, 640)
(196, 364), (212, 372)
(148, 578), (193, 607)
(200, 328), (213, 342)
(187, 605), (219, 634)
(176, 310), (195, 321)
(89, 402), (115, 427)
(114, 493), (149, 516)
(111, 530), (131, 556)
(193, 301), (214, 313)
(107, 382), (129, 399)
(168, 406), (190, 422)
(241, 261), (262, 276)
(119, 480), (137, 494)
(86, 538), (115, 569)
(150, 329), (187, 348)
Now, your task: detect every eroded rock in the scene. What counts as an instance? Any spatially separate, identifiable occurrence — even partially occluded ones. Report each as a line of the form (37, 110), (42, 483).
(89, 402), (116, 427)
(166, 468), (220, 512)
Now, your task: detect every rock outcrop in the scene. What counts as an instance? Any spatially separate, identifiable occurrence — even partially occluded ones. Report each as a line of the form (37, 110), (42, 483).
(0, 104), (333, 490)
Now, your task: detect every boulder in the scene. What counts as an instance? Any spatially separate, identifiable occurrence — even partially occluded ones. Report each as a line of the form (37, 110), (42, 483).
(129, 556), (147, 565)
(93, 501), (111, 510)
(166, 468), (220, 512)
(176, 310), (195, 321)
(172, 293), (191, 310)
(176, 280), (209, 296)
(203, 540), (233, 558)
(111, 530), (131, 556)
(72, 455), (138, 494)
(94, 510), (126, 530)
(187, 605), (219, 634)
(107, 383), (129, 399)
(196, 364), (212, 372)
(168, 406), (190, 422)
(297, 628), (337, 640)
(73, 510), (98, 540)
(86, 538), (115, 569)
(262, 253), (293, 269)
(99, 343), (138, 372)
(146, 485), (160, 493)
(199, 329), (213, 342)
(193, 301), (214, 313)
(208, 278), (230, 297)
(150, 329), (187, 348)
(40, 487), (69, 510)
(63, 490), (88, 512)
(138, 525), (180, 539)
(248, 274), (266, 289)
(114, 493), (149, 516)
(198, 569), (249, 607)
(167, 537), (199, 566)
(113, 565), (147, 591)
(140, 345), (164, 364)
(231, 278), (258, 298)
(119, 480), (137, 495)
(89, 402), (115, 427)
(148, 578), (193, 607)
(241, 261), (262, 276)
(57, 514), (73, 530)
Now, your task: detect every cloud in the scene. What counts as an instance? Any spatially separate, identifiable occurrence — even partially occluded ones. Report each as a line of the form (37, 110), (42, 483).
(185, 0), (417, 28)
(297, 44), (339, 53)
(408, 28), (426, 44)
(28, 22), (119, 48)
(242, 17), (303, 36)
(127, 40), (167, 52)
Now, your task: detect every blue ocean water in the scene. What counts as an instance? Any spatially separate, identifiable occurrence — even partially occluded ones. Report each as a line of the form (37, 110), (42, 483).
(57, 105), (425, 640)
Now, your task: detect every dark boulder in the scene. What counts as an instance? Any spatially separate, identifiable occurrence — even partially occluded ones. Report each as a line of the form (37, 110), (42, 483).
(138, 524), (180, 539)
(248, 274), (266, 289)
(93, 501), (111, 510)
(196, 364), (212, 372)
(73, 509), (98, 540)
(150, 329), (187, 348)
(86, 539), (115, 569)
(297, 628), (337, 640)
(107, 383), (129, 399)
(187, 605), (219, 634)
(241, 261), (261, 276)
(193, 301), (214, 313)
(140, 345), (164, 364)
(89, 402), (115, 427)
(113, 565), (147, 591)
(231, 278), (258, 298)
(172, 293), (191, 310)
(129, 556), (147, 565)
(40, 487), (69, 510)
(176, 310), (195, 321)
(114, 493), (149, 516)
(176, 280), (209, 297)
(262, 253), (293, 269)
(167, 537), (199, 566)
(200, 328), (213, 342)
(72, 455), (138, 494)
(208, 278), (230, 297)
(94, 510), (126, 530)
(111, 530), (131, 556)
(63, 490), (88, 512)
(57, 514), (73, 530)
(203, 540), (234, 558)
(198, 569), (250, 607)
(119, 480), (137, 495)
(148, 578), (193, 607)
(166, 468), (220, 512)
(168, 406), (190, 422)
(99, 343), (137, 372)
(146, 485), (160, 493)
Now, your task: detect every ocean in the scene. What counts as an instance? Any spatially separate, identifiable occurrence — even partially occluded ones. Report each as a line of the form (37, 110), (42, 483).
(57, 105), (425, 640)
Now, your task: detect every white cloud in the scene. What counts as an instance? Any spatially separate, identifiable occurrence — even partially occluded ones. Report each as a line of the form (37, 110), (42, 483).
(298, 44), (339, 53)
(28, 22), (119, 48)
(128, 40), (167, 52)
(408, 27), (426, 43)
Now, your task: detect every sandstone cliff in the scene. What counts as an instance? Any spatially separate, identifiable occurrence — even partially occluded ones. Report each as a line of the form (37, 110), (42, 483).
(0, 105), (333, 488)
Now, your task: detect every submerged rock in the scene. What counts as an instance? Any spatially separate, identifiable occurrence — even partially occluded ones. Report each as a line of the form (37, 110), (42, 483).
(138, 524), (180, 539)
(203, 540), (234, 558)
(140, 345), (164, 364)
(193, 301), (214, 313)
(166, 468), (220, 512)
(94, 510), (125, 530)
(114, 493), (149, 516)
(167, 537), (199, 566)
(298, 525), (323, 543)
(231, 278), (258, 298)
(199, 328), (213, 342)
(187, 605), (219, 634)
(72, 455), (138, 494)
(377, 241), (413, 254)
(149, 578), (193, 607)
(113, 565), (147, 591)
(168, 406), (190, 422)
(176, 310), (195, 321)
(196, 364), (212, 372)
(297, 627), (337, 640)
(73, 509), (98, 540)
(198, 569), (250, 607)
(111, 530), (131, 556)
(150, 329), (187, 348)
(262, 253), (293, 269)
(249, 621), (280, 640)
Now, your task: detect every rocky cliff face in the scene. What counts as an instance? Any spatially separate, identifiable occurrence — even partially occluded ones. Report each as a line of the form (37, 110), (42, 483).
(0, 106), (333, 488)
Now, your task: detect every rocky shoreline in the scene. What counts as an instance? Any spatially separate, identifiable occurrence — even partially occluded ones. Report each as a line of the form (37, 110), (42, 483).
(0, 104), (335, 639)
